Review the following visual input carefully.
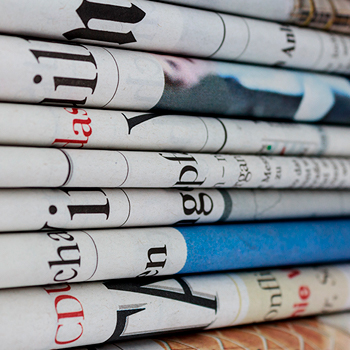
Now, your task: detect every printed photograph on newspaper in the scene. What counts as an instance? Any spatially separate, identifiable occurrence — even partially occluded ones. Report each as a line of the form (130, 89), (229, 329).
(152, 54), (350, 123)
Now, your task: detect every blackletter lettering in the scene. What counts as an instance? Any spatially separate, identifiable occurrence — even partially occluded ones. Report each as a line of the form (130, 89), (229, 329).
(49, 245), (81, 268)
(68, 199), (110, 220)
(103, 277), (217, 340)
(174, 218), (200, 225)
(30, 48), (98, 105)
(53, 75), (97, 93)
(145, 246), (167, 269)
(136, 270), (159, 277)
(136, 245), (167, 277)
(59, 188), (111, 221)
(47, 231), (75, 242)
(41, 97), (88, 106)
(181, 192), (213, 216)
(31, 50), (97, 67)
(122, 112), (162, 134)
(53, 269), (78, 282)
(175, 166), (205, 187)
(63, 1), (146, 44)
(160, 153), (197, 164)
(104, 277), (217, 310)
(106, 308), (145, 342)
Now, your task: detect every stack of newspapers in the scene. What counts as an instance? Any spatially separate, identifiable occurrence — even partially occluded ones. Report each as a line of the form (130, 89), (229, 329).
(3, 0), (350, 349)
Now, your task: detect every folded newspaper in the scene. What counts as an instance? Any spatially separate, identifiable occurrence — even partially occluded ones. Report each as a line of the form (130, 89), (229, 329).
(3, 103), (350, 156)
(2, 36), (350, 124)
(1, 264), (349, 349)
(0, 0), (350, 72)
(1, 146), (350, 188)
(2, 219), (350, 288)
(1, 188), (350, 232)
(74, 313), (350, 350)
(161, 0), (350, 34)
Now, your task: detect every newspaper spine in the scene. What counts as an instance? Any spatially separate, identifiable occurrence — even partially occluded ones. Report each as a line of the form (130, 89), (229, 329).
(2, 36), (350, 123)
(0, 1), (350, 72)
(0, 265), (349, 349)
(2, 104), (350, 156)
(1, 188), (350, 232)
(2, 220), (350, 288)
(1, 147), (350, 189)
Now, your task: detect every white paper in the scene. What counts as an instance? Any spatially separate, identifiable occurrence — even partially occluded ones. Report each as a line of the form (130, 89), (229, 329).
(160, 0), (350, 34)
(2, 103), (350, 156)
(0, 188), (350, 232)
(1, 147), (350, 189)
(0, 227), (187, 288)
(76, 312), (350, 350)
(1, 265), (349, 349)
(2, 36), (350, 123)
(0, 2), (350, 71)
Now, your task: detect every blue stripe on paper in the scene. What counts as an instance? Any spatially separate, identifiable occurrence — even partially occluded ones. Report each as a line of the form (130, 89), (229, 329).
(177, 219), (350, 274)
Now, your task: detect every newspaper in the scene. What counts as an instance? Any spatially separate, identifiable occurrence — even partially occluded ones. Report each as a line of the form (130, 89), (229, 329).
(2, 219), (350, 288)
(1, 264), (349, 349)
(1, 146), (350, 188)
(74, 313), (350, 350)
(3, 103), (350, 156)
(161, 0), (350, 34)
(2, 36), (350, 124)
(0, 1), (350, 72)
(2, 188), (350, 232)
